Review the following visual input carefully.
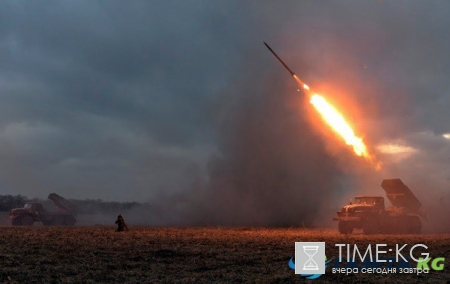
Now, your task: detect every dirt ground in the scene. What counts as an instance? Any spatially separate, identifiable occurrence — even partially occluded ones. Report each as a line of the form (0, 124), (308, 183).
(0, 226), (449, 283)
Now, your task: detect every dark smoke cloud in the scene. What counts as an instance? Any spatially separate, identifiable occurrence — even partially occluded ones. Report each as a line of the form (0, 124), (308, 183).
(199, 76), (343, 226)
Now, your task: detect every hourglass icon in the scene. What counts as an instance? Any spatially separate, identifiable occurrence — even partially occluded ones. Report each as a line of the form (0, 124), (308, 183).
(303, 246), (319, 270)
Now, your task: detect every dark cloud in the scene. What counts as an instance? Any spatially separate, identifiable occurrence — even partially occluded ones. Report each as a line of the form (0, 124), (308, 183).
(0, 1), (449, 227)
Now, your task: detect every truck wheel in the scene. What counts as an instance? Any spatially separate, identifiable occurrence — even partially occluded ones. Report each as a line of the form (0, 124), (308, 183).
(338, 221), (353, 234)
(11, 219), (21, 226)
(64, 215), (76, 226)
(363, 219), (380, 234)
(20, 215), (34, 226)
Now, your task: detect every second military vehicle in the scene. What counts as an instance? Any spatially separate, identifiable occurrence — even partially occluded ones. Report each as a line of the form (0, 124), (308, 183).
(10, 193), (77, 226)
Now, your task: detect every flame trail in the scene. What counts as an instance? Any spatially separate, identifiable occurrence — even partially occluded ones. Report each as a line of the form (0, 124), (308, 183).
(294, 76), (379, 168)
(265, 43), (379, 169)
(309, 95), (368, 157)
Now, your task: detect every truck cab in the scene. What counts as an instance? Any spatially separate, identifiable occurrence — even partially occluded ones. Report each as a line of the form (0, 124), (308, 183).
(23, 203), (46, 214)
(337, 196), (385, 217)
(353, 196), (385, 209)
(10, 203), (46, 226)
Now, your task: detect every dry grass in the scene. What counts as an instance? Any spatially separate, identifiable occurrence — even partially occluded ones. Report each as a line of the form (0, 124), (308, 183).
(0, 227), (449, 283)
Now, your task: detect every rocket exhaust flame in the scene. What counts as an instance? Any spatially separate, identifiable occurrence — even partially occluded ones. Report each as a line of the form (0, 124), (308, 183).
(309, 95), (367, 157)
(265, 42), (379, 169)
(309, 92), (381, 170)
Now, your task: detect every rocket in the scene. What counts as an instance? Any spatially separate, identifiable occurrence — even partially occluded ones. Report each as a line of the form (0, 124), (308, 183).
(264, 42), (296, 76)
(264, 42), (306, 87)
(264, 43), (378, 166)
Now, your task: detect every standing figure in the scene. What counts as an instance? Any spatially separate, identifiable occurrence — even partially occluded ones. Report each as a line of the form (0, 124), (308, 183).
(115, 214), (129, 231)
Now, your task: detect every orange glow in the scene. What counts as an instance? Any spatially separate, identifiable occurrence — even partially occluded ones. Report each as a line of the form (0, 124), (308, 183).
(293, 74), (379, 168)
(310, 94), (368, 157)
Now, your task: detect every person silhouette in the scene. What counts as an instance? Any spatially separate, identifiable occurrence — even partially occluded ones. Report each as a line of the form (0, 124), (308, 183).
(115, 214), (129, 231)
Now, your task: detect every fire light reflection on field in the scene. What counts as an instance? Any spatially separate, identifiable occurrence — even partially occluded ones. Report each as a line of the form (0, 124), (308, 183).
(0, 227), (448, 283)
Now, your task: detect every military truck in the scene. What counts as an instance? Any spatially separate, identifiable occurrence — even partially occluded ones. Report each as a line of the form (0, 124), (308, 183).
(333, 179), (424, 234)
(10, 193), (77, 226)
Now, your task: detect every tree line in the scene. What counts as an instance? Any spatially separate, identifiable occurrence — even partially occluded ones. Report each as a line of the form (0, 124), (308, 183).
(0, 194), (140, 214)
(0, 195), (27, 211)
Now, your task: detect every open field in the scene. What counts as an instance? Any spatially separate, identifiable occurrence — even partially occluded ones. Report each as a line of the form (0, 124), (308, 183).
(0, 227), (449, 283)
